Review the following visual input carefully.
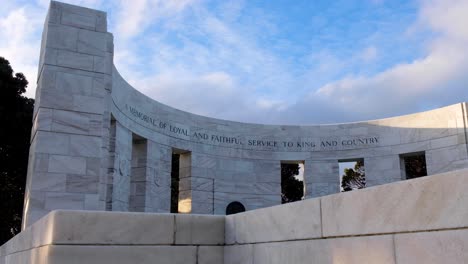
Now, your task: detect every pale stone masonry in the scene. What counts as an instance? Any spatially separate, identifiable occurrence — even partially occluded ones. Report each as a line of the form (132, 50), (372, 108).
(2, 2), (468, 262)
(22, 0), (468, 230)
(24, 1), (113, 228)
(1, 169), (467, 263)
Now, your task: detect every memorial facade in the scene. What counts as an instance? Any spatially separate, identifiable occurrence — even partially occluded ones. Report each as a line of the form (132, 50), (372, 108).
(22, 1), (468, 228)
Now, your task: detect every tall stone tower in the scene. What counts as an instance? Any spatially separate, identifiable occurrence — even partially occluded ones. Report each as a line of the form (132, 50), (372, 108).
(22, 1), (113, 228)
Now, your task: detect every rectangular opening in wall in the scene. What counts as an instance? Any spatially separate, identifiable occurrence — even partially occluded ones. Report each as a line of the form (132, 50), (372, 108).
(171, 149), (191, 213)
(339, 158), (365, 192)
(400, 152), (427, 180)
(281, 161), (305, 204)
(170, 152), (180, 213)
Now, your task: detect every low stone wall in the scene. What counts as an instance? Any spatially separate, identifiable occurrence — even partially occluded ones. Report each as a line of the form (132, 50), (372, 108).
(225, 168), (468, 264)
(0, 211), (224, 264)
(2, 169), (467, 263)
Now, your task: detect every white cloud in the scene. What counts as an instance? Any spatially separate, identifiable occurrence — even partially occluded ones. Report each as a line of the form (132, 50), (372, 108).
(112, 2), (294, 122)
(2, 0), (468, 125)
(280, 0), (468, 124)
(113, 0), (195, 39)
(131, 70), (251, 119)
(115, 0), (468, 124)
(113, 0), (149, 39)
(359, 46), (378, 63)
(420, 0), (468, 41)
(0, 6), (43, 98)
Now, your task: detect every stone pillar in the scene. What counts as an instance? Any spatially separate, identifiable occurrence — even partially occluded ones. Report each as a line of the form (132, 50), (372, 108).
(110, 122), (132, 211)
(365, 155), (401, 187)
(129, 137), (148, 212)
(22, 1), (113, 228)
(105, 119), (116, 210)
(147, 141), (172, 213)
(180, 152), (217, 214)
(304, 160), (339, 198)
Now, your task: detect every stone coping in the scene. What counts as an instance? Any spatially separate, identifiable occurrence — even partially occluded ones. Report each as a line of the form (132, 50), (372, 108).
(0, 212), (224, 258)
(226, 168), (468, 244)
(2, 168), (468, 257)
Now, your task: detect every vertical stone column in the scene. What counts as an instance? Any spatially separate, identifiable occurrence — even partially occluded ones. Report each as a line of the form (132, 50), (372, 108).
(304, 160), (339, 198)
(23, 1), (113, 228)
(178, 151), (214, 214)
(147, 141), (172, 213)
(463, 102), (468, 162)
(129, 137), (148, 212)
(365, 155), (401, 187)
(105, 120), (116, 210)
(185, 154), (215, 214)
(110, 123), (132, 211)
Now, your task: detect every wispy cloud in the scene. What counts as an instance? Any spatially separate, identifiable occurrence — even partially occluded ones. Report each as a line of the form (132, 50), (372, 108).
(286, 0), (468, 124)
(0, 5), (43, 98)
(1, 0), (467, 125)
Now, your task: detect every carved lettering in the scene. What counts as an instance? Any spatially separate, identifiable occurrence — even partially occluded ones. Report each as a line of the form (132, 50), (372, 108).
(125, 104), (381, 151)
(169, 125), (189, 136)
(248, 140), (277, 147)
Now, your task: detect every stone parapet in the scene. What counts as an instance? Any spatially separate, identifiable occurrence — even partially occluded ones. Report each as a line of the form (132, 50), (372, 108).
(223, 169), (468, 264)
(0, 211), (224, 264)
(3, 168), (468, 263)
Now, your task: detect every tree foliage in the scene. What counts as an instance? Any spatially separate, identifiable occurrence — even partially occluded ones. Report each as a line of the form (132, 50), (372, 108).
(170, 153), (180, 213)
(281, 163), (304, 203)
(404, 154), (427, 179)
(0, 57), (34, 245)
(341, 160), (366, 192)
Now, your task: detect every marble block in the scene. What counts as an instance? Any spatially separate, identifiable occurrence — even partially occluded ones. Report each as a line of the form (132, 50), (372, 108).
(45, 245), (197, 264)
(49, 210), (174, 245)
(321, 169), (468, 237)
(252, 235), (395, 264)
(226, 198), (321, 244)
(395, 229), (468, 264)
(175, 214), (224, 245)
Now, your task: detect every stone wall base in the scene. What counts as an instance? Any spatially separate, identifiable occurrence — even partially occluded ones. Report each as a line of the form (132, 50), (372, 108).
(2, 169), (468, 264)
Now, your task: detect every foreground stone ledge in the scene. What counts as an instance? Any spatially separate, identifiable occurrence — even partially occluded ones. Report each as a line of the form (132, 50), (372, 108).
(224, 228), (468, 264)
(175, 214), (225, 245)
(225, 198), (321, 244)
(4, 245), (197, 264)
(2, 169), (467, 263)
(223, 244), (253, 264)
(0, 211), (225, 264)
(226, 169), (468, 245)
(0, 211), (55, 258)
(395, 229), (468, 264)
(251, 235), (395, 264)
(0, 210), (228, 256)
(322, 168), (468, 237)
(50, 210), (175, 245)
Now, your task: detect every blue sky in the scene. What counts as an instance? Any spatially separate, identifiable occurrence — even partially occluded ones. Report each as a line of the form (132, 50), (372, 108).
(1, 0), (468, 124)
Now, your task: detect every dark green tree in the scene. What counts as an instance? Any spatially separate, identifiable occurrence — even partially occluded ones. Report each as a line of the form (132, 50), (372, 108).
(281, 163), (304, 203)
(341, 160), (365, 192)
(0, 57), (34, 245)
(403, 155), (427, 179)
(170, 153), (180, 213)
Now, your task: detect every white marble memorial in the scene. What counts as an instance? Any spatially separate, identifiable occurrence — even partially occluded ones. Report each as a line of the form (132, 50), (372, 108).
(1, 2), (467, 262)
(20, 0), (468, 229)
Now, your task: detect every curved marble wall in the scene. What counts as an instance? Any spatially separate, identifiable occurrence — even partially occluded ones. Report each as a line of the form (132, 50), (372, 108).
(22, 1), (468, 227)
(111, 64), (468, 215)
